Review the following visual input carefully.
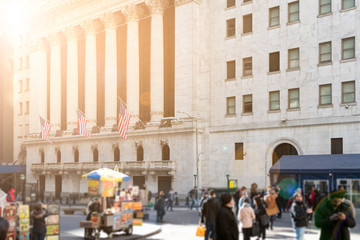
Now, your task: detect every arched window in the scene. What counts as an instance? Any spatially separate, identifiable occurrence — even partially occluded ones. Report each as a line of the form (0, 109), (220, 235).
(41, 151), (45, 164)
(114, 147), (120, 162)
(74, 149), (79, 163)
(137, 146), (144, 161)
(57, 150), (61, 163)
(93, 148), (99, 162)
(162, 145), (170, 161)
(272, 143), (298, 165)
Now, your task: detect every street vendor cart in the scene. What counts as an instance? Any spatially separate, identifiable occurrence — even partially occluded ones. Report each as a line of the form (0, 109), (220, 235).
(79, 168), (134, 240)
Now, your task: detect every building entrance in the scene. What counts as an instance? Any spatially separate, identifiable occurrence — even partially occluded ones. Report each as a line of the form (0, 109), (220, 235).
(272, 143), (298, 165)
(158, 176), (172, 194)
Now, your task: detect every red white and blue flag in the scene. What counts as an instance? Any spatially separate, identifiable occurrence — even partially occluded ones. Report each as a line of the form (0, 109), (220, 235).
(76, 109), (91, 138)
(39, 116), (52, 143)
(118, 102), (130, 139)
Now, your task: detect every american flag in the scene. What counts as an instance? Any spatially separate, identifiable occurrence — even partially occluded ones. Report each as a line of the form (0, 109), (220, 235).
(76, 109), (91, 138)
(118, 102), (130, 139)
(39, 116), (52, 143)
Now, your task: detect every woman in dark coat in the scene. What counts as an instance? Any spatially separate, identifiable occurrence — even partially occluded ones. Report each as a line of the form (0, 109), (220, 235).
(216, 193), (239, 240)
(31, 202), (49, 240)
(254, 194), (269, 240)
(155, 191), (166, 222)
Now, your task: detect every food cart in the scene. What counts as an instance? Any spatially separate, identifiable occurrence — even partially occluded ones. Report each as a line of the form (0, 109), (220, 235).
(79, 168), (135, 240)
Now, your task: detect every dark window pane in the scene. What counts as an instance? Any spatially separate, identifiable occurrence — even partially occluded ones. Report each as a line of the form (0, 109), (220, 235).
(235, 142), (244, 160)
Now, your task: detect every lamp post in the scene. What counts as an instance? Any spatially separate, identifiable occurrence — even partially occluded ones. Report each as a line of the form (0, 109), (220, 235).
(20, 174), (25, 203)
(177, 111), (200, 187)
(226, 174), (230, 191)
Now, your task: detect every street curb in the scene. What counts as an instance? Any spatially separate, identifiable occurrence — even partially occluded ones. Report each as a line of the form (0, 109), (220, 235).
(115, 228), (162, 240)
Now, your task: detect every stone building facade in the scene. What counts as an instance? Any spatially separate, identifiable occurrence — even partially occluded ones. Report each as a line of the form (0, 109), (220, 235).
(13, 0), (360, 201)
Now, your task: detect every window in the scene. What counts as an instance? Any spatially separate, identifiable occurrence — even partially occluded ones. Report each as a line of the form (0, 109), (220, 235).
(74, 149), (79, 163)
(331, 138), (343, 154)
(41, 151), (45, 164)
(319, 0), (331, 15)
(93, 148), (99, 162)
(243, 94), (252, 113)
(227, 0), (235, 8)
(269, 7), (280, 27)
(243, 57), (252, 76)
(18, 80), (23, 93)
(243, 14), (252, 34)
(137, 146), (144, 161)
(342, 0), (355, 9)
(19, 102), (23, 115)
(57, 150), (61, 163)
(25, 101), (29, 114)
(319, 42), (332, 63)
(342, 37), (355, 60)
(235, 142), (244, 160)
(226, 18), (235, 38)
(269, 52), (280, 72)
(342, 81), (355, 103)
(288, 48), (300, 69)
(226, 97), (236, 115)
(288, 88), (300, 109)
(162, 145), (170, 161)
(114, 147), (120, 162)
(288, 1), (299, 23)
(269, 91), (280, 111)
(227, 60), (236, 79)
(319, 84), (332, 106)
(25, 79), (29, 91)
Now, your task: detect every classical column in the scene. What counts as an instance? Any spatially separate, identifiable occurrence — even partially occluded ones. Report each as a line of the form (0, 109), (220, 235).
(29, 38), (48, 134)
(64, 26), (82, 130)
(101, 12), (122, 127)
(146, 0), (165, 122)
(122, 4), (140, 125)
(81, 20), (102, 127)
(49, 33), (63, 129)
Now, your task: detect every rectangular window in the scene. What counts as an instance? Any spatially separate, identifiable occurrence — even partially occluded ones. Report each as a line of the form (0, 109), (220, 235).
(18, 80), (23, 93)
(227, 0), (235, 8)
(319, 84), (332, 106)
(319, 0), (331, 15)
(288, 48), (300, 69)
(342, 37), (355, 60)
(227, 60), (236, 79)
(319, 42), (332, 63)
(25, 55), (29, 68)
(19, 102), (23, 115)
(269, 7), (280, 27)
(227, 97), (236, 115)
(342, 81), (355, 103)
(288, 1), (299, 23)
(227, 18), (236, 38)
(235, 142), (244, 160)
(25, 78), (29, 91)
(243, 0), (252, 3)
(331, 138), (343, 154)
(243, 14), (252, 34)
(243, 94), (252, 113)
(242, 57), (252, 76)
(342, 0), (355, 9)
(288, 88), (300, 109)
(269, 91), (280, 111)
(25, 101), (29, 114)
(269, 52), (280, 72)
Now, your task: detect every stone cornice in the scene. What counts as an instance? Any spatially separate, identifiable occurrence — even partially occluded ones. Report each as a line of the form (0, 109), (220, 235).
(175, 0), (200, 7)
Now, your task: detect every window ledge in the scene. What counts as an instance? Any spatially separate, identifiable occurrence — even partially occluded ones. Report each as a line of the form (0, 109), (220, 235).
(318, 12), (333, 18)
(242, 32), (253, 36)
(318, 61), (333, 67)
(287, 108), (300, 112)
(242, 1), (252, 6)
(225, 36), (236, 40)
(225, 78), (236, 82)
(340, 7), (356, 13)
(268, 110), (280, 113)
(287, 20), (300, 26)
(268, 25), (280, 30)
(318, 104), (333, 109)
(241, 112), (253, 116)
(242, 75), (253, 79)
(225, 114), (236, 118)
(287, 67), (300, 72)
(268, 70), (280, 75)
(340, 103), (356, 107)
(340, 58), (356, 63)
(225, 6), (236, 10)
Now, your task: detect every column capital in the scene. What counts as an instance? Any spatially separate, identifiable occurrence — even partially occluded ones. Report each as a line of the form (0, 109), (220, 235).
(175, 0), (200, 7)
(48, 32), (65, 46)
(80, 19), (103, 35)
(121, 4), (139, 22)
(145, 0), (167, 15)
(101, 12), (123, 29)
(63, 26), (83, 41)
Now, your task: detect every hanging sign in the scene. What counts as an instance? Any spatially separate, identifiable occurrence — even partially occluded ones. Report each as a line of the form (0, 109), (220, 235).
(102, 181), (114, 197)
(88, 180), (100, 195)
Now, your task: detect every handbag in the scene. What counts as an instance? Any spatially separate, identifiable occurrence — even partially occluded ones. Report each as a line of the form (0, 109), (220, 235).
(259, 214), (269, 227)
(195, 225), (206, 237)
(251, 221), (260, 237)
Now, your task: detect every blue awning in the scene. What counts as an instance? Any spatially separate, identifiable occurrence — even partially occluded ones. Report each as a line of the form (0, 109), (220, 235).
(0, 165), (26, 174)
(269, 154), (360, 174)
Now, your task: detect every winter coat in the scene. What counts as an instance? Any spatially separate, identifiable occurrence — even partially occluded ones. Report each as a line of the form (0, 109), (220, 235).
(31, 209), (49, 234)
(201, 197), (219, 224)
(315, 200), (356, 240)
(238, 203), (255, 228)
(254, 197), (269, 227)
(155, 196), (165, 215)
(290, 200), (308, 228)
(264, 191), (279, 216)
(216, 205), (239, 240)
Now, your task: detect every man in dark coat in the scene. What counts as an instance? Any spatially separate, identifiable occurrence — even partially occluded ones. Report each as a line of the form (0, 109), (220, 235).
(201, 190), (219, 240)
(31, 202), (49, 240)
(290, 193), (312, 240)
(216, 193), (239, 240)
(0, 217), (9, 240)
(315, 191), (356, 240)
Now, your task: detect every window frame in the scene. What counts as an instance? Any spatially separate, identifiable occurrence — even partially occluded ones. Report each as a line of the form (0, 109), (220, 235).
(288, 48), (300, 69)
(319, 84), (332, 106)
(226, 96), (236, 115)
(269, 52), (280, 72)
(288, 88), (300, 109)
(269, 91), (280, 111)
(288, 1), (300, 23)
(235, 142), (244, 160)
(342, 81), (355, 104)
(227, 60), (236, 79)
(242, 57), (252, 76)
(342, 0), (355, 10)
(269, 6), (280, 27)
(243, 94), (253, 113)
(243, 14), (253, 34)
(319, 41), (332, 64)
(319, 0), (332, 15)
(226, 18), (236, 38)
(342, 37), (355, 60)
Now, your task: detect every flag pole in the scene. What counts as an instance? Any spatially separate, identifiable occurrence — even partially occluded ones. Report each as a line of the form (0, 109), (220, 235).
(40, 115), (54, 127)
(117, 96), (128, 109)
(117, 96), (146, 127)
(74, 105), (86, 117)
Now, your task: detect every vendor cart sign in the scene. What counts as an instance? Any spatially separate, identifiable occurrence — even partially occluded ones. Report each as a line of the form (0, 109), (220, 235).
(102, 181), (114, 197)
(88, 180), (100, 195)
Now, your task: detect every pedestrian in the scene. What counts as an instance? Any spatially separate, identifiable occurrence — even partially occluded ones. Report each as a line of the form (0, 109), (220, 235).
(216, 193), (239, 240)
(86, 198), (100, 220)
(6, 188), (15, 203)
(264, 188), (279, 230)
(312, 188), (321, 211)
(199, 191), (209, 210)
(315, 191), (356, 240)
(189, 186), (200, 211)
(155, 191), (166, 222)
(0, 217), (9, 240)
(233, 189), (241, 216)
(290, 192), (312, 240)
(238, 191), (251, 210)
(166, 188), (175, 211)
(254, 194), (268, 240)
(238, 198), (255, 240)
(31, 202), (49, 240)
(200, 190), (219, 240)
(307, 186), (316, 222)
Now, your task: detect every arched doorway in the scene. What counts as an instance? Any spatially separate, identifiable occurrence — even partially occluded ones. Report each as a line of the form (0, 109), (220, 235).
(272, 143), (298, 165)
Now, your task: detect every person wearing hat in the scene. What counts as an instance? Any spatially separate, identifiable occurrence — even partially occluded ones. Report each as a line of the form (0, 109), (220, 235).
(31, 202), (49, 240)
(216, 193), (239, 240)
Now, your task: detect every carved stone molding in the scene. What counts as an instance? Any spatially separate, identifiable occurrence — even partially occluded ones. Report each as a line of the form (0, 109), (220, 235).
(63, 26), (83, 41)
(72, 145), (79, 153)
(101, 12), (123, 29)
(54, 146), (60, 153)
(121, 4), (139, 22)
(160, 138), (168, 147)
(112, 142), (119, 150)
(91, 144), (98, 151)
(135, 140), (143, 148)
(145, 0), (166, 15)
(80, 19), (103, 35)
(175, 0), (200, 7)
